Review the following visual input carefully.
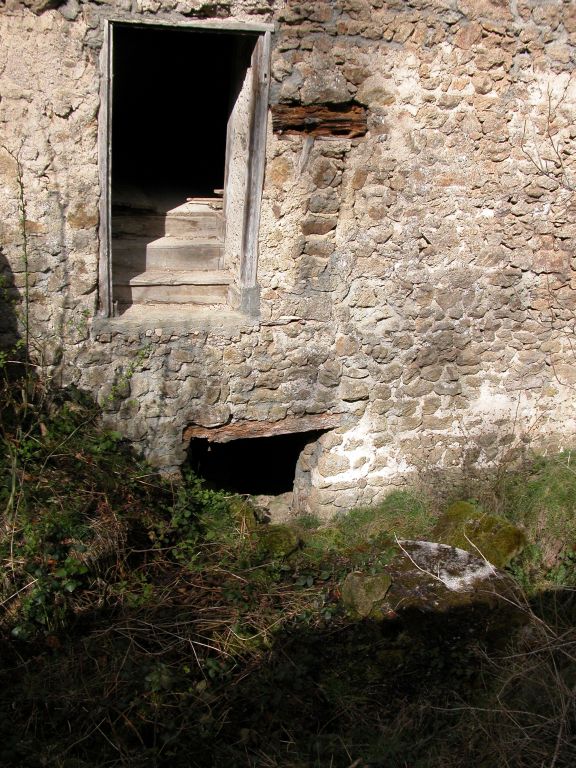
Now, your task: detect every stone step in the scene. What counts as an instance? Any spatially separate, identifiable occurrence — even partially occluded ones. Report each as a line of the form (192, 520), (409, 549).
(112, 237), (223, 271)
(112, 199), (224, 239)
(166, 212), (223, 239)
(112, 211), (224, 239)
(113, 269), (231, 305)
(117, 270), (232, 286)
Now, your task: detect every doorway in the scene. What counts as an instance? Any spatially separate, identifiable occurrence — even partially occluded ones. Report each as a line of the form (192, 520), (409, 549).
(99, 20), (272, 317)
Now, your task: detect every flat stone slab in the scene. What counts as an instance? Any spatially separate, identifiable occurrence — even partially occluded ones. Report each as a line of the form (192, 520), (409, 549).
(94, 304), (255, 333)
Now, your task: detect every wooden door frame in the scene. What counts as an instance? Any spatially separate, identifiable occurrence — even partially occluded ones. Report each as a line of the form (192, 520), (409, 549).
(238, 30), (271, 316)
(98, 20), (113, 317)
(97, 18), (273, 318)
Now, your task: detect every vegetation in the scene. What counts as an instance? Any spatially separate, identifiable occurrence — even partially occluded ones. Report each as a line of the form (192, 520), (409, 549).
(1, 361), (575, 766)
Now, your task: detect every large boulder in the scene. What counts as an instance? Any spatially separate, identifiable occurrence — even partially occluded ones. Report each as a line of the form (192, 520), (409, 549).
(341, 539), (522, 632)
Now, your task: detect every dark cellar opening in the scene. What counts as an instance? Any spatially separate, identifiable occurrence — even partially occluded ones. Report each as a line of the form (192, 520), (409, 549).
(187, 431), (325, 496)
(111, 24), (253, 212)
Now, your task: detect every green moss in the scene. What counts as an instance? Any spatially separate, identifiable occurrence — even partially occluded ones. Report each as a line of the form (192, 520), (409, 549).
(227, 497), (258, 531)
(293, 513), (321, 530)
(433, 501), (526, 568)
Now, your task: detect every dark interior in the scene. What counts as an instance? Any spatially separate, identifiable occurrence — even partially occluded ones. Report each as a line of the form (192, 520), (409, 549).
(111, 24), (253, 213)
(188, 431), (325, 496)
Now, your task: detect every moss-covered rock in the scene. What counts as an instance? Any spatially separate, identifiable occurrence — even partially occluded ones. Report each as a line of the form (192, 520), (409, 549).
(433, 501), (526, 568)
(341, 571), (392, 619)
(255, 524), (301, 558)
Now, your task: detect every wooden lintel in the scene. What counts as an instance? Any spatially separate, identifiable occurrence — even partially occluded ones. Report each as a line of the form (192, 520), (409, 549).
(183, 413), (343, 444)
(271, 103), (368, 138)
(106, 18), (275, 34)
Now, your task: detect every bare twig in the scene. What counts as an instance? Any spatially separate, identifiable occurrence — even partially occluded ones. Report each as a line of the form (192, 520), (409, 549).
(0, 577), (38, 608)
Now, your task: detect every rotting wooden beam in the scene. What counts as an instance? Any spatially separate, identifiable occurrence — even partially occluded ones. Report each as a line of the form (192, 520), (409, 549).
(271, 103), (368, 138)
(183, 413), (344, 444)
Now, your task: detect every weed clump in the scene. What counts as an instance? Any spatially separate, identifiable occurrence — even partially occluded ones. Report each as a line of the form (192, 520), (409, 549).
(334, 489), (433, 546)
(486, 452), (576, 589)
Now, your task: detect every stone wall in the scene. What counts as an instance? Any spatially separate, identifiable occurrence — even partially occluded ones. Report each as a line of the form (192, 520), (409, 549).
(2, 0), (576, 518)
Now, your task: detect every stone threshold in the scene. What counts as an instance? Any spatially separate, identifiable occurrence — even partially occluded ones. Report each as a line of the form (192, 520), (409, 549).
(92, 304), (260, 337)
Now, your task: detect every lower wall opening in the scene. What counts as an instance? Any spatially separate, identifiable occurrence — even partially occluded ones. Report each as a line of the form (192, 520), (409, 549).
(187, 430), (326, 496)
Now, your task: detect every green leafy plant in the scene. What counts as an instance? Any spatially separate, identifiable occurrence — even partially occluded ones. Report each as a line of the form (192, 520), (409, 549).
(104, 344), (153, 407)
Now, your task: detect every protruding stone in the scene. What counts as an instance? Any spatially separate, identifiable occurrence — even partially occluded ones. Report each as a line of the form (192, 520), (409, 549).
(355, 75), (395, 108)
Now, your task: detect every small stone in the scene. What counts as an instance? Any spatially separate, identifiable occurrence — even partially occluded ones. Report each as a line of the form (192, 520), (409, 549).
(341, 571), (392, 619)
(300, 66), (350, 105)
(188, 405), (230, 428)
(472, 74), (493, 94)
(420, 365), (443, 382)
(434, 381), (463, 396)
(355, 74), (395, 107)
(339, 378), (370, 401)
(317, 452), (350, 477)
(301, 216), (338, 236)
(59, 0), (80, 21)
(453, 22), (482, 49)
(308, 190), (340, 214)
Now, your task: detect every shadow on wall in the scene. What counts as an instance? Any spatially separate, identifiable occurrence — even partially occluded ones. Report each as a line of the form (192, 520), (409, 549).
(0, 248), (22, 370)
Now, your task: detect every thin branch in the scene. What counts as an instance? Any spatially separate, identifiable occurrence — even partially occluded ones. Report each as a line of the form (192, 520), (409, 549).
(0, 577), (38, 608)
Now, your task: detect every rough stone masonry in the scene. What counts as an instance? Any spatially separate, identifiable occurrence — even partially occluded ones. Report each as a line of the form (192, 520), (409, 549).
(1, 0), (576, 517)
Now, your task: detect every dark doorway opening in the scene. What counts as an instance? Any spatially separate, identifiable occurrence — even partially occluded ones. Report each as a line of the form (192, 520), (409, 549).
(188, 431), (325, 496)
(111, 24), (251, 213)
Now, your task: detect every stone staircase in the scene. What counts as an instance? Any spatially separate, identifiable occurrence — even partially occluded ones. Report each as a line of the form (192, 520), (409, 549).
(112, 199), (229, 311)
